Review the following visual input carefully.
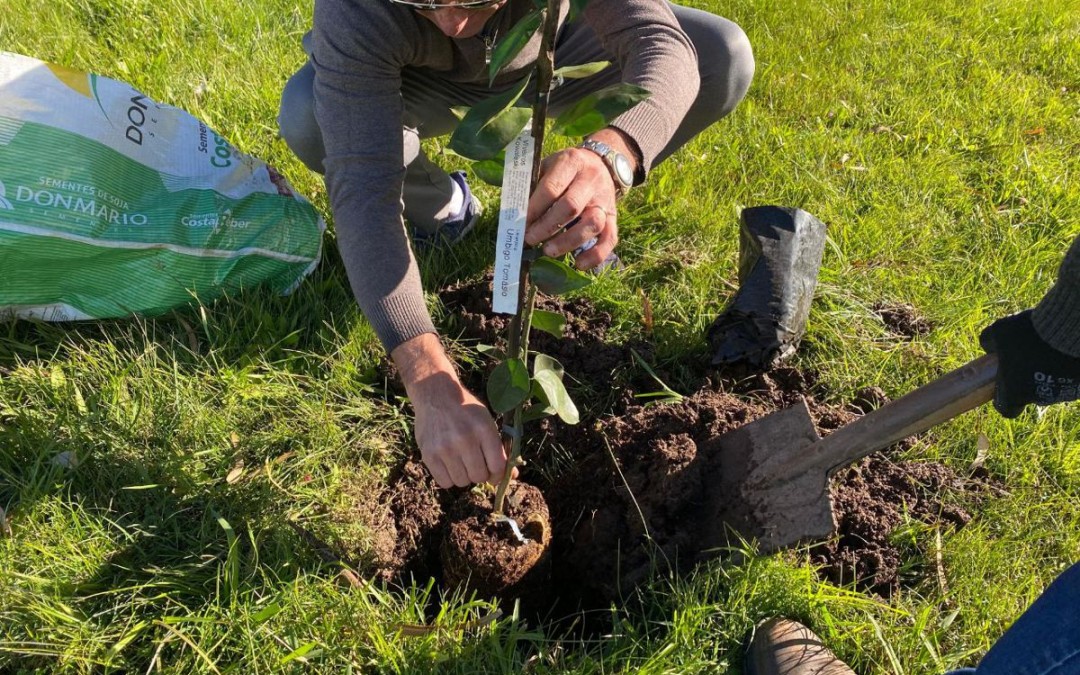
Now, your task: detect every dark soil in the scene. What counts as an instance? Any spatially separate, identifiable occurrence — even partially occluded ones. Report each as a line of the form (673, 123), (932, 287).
(371, 459), (444, 582)
(849, 385), (890, 415)
(438, 277), (660, 413)
(545, 387), (772, 604)
(811, 455), (982, 596)
(349, 275), (989, 609)
(874, 302), (933, 338)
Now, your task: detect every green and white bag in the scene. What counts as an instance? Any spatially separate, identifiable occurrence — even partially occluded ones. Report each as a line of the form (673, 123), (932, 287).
(0, 52), (324, 321)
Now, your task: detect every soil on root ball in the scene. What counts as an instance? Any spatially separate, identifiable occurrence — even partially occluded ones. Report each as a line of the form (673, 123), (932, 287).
(440, 482), (552, 603)
(354, 274), (993, 609)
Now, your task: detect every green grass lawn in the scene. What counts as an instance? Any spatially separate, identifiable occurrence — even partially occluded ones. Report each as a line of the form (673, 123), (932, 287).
(3, 0), (1079, 672)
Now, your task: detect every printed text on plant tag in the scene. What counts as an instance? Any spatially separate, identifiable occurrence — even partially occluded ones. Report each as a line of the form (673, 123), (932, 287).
(492, 122), (534, 315)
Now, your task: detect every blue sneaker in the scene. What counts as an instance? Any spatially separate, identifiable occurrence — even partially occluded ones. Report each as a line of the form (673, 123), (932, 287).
(574, 236), (623, 273)
(412, 171), (482, 249)
(568, 216), (623, 273)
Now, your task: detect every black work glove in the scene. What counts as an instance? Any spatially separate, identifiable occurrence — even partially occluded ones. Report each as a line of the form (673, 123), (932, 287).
(979, 310), (1080, 418)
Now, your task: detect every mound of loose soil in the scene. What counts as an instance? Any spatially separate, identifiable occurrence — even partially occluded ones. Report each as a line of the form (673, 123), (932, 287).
(812, 456), (983, 595)
(545, 387), (772, 603)
(874, 301), (933, 338)
(356, 459), (444, 583)
(349, 275), (989, 608)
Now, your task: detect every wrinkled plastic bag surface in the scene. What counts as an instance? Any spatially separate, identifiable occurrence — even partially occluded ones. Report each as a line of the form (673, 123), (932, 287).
(0, 52), (324, 321)
(708, 206), (827, 368)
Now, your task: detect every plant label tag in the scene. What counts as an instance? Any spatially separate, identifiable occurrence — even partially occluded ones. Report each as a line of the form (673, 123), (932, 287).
(492, 122), (534, 315)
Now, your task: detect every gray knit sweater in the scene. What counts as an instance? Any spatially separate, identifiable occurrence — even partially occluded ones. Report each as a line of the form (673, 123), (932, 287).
(312, 0), (699, 351)
(1034, 236), (1080, 357)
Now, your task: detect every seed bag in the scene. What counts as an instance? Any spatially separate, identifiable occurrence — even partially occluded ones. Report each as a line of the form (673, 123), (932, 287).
(0, 52), (324, 321)
(707, 206), (827, 368)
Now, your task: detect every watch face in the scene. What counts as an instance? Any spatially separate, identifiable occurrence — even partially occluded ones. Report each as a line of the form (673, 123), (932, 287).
(613, 153), (634, 187)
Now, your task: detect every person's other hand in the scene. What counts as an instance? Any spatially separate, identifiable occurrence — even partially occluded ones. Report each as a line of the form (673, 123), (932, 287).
(980, 309), (1080, 418)
(392, 333), (510, 488)
(526, 147), (619, 271)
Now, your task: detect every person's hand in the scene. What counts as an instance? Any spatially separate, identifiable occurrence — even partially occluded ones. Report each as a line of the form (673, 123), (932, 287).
(409, 371), (507, 487)
(979, 309), (1080, 418)
(391, 333), (508, 488)
(526, 130), (635, 271)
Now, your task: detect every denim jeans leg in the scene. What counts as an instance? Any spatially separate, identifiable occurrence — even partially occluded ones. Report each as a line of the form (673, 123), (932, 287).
(972, 561), (1080, 675)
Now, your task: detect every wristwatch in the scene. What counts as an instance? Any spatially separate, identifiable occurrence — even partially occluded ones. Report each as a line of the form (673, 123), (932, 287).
(578, 139), (634, 197)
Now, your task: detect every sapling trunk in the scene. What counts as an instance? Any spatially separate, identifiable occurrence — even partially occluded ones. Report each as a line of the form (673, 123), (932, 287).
(492, 0), (560, 517)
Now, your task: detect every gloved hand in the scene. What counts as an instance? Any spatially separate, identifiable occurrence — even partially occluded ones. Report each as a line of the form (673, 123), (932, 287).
(979, 310), (1080, 418)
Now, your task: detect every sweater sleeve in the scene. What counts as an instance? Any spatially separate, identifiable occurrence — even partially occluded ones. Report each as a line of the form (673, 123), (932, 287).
(1033, 235), (1080, 357)
(313, 0), (435, 352)
(581, 0), (700, 177)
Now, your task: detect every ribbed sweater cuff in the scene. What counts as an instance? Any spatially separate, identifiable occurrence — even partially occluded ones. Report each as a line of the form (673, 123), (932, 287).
(1033, 280), (1080, 357)
(367, 291), (437, 353)
(611, 100), (674, 179)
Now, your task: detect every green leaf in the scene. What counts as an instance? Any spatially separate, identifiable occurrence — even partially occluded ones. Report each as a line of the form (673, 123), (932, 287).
(568, 0), (589, 20)
(477, 343), (506, 360)
(487, 358), (531, 413)
(217, 517), (239, 599)
(449, 75), (532, 160)
(253, 602), (282, 623)
(530, 355), (576, 423)
(522, 403), (556, 423)
(50, 364), (66, 391)
(280, 642), (319, 665)
(107, 621), (149, 659)
(630, 348), (683, 403)
(553, 61), (610, 80)
(530, 257), (593, 295)
(551, 83), (651, 137)
(531, 310), (566, 338)
(533, 369), (579, 424)
(533, 353), (565, 379)
(489, 10), (543, 85)
(471, 155), (505, 186)
(73, 385), (88, 415)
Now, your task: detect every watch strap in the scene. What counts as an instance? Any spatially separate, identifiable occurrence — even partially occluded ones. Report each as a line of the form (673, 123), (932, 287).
(578, 139), (632, 196)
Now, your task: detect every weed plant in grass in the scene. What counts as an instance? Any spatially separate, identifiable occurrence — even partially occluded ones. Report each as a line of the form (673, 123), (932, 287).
(3, 0), (1080, 672)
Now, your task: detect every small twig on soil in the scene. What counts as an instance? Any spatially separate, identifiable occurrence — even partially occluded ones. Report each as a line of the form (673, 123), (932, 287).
(934, 526), (951, 604)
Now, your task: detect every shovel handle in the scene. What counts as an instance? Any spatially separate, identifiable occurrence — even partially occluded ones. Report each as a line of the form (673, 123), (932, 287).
(780, 353), (998, 479)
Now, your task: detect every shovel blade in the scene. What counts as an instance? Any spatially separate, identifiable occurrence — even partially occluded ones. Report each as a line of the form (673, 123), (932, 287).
(703, 398), (836, 554)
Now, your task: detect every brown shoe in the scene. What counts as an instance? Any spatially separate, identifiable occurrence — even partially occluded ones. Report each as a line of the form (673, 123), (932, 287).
(745, 618), (856, 675)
